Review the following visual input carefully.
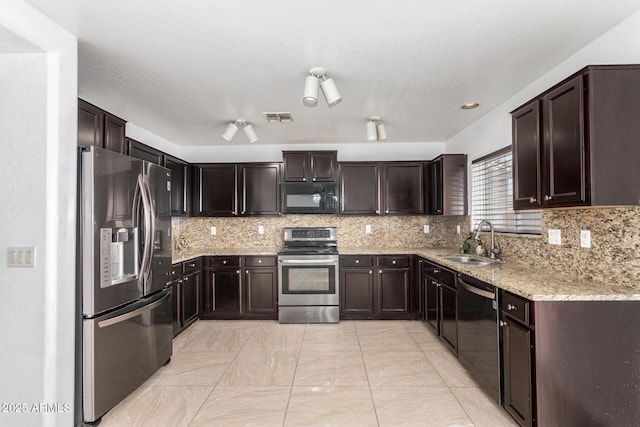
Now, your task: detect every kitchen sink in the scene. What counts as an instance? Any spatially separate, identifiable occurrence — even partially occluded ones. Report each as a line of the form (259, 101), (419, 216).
(443, 256), (493, 266)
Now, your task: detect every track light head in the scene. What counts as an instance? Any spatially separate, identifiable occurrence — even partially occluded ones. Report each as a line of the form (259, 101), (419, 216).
(303, 74), (320, 107)
(222, 120), (258, 143)
(320, 77), (342, 107)
(304, 67), (341, 108)
(366, 116), (386, 141)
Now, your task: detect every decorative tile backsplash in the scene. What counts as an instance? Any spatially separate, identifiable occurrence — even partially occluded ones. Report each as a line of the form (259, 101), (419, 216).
(172, 207), (640, 286)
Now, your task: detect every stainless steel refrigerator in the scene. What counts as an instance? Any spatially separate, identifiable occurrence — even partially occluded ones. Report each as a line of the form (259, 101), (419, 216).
(76, 146), (173, 424)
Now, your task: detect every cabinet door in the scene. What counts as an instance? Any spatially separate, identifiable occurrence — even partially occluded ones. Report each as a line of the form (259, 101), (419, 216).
(310, 151), (337, 182)
(339, 162), (381, 215)
(424, 277), (439, 333)
(340, 268), (375, 317)
(512, 100), (542, 209)
(377, 268), (410, 316)
(244, 268), (277, 317)
(439, 284), (457, 353)
(181, 272), (199, 326)
(239, 163), (280, 215)
(430, 157), (443, 214)
(164, 155), (191, 216)
(170, 279), (181, 335)
(502, 316), (534, 427)
(127, 138), (163, 164)
(103, 113), (127, 154)
(383, 163), (424, 214)
(282, 152), (309, 182)
(542, 75), (588, 207)
(203, 269), (241, 317)
(78, 99), (104, 148)
(193, 164), (238, 216)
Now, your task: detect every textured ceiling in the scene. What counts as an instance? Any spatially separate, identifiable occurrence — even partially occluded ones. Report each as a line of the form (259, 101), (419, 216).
(19, 0), (640, 146)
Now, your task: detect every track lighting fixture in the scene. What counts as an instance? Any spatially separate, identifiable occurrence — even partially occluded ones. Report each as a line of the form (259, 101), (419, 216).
(367, 117), (386, 141)
(303, 67), (342, 107)
(221, 120), (258, 143)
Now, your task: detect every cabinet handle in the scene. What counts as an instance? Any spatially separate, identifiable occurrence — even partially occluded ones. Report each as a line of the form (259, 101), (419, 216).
(355, 259), (360, 264)
(385, 209), (389, 213)
(258, 259), (262, 264)
(369, 270), (373, 274)
(312, 178), (316, 182)
(223, 260), (227, 265)
(378, 270), (382, 274)
(183, 276), (189, 282)
(433, 269), (440, 274)
(177, 279), (183, 284)
(529, 197), (537, 203)
(246, 270), (250, 275)
(544, 195), (553, 201)
(500, 320), (509, 327)
(375, 210), (380, 214)
(507, 303), (519, 311)
(392, 260), (396, 265)
(302, 178), (307, 182)
(236, 270), (241, 274)
(241, 211), (245, 215)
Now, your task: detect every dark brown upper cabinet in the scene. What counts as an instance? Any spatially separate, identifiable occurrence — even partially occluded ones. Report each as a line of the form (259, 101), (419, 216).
(283, 151), (337, 182)
(238, 163), (281, 215)
(126, 138), (163, 165)
(164, 154), (191, 217)
(512, 65), (640, 209)
(339, 162), (381, 215)
(78, 99), (126, 154)
(383, 162), (424, 215)
(192, 164), (238, 216)
(429, 155), (467, 215)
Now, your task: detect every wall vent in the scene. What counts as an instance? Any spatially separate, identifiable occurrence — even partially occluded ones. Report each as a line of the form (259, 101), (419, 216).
(263, 112), (294, 123)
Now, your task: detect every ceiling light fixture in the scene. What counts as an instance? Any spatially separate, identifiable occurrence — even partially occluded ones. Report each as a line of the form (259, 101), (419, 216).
(303, 67), (342, 108)
(222, 120), (258, 143)
(367, 116), (386, 141)
(461, 102), (479, 110)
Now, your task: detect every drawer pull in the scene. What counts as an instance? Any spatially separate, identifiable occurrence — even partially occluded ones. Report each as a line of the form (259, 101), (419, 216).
(392, 260), (396, 264)
(355, 259), (360, 264)
(507, 303), (519, 311)
(529, 197), (537, 203)
(258, 259), (262, 263)
(500, 320), (509, 327)
(223, 260), (227, 265)
(188, 263), (196, 268)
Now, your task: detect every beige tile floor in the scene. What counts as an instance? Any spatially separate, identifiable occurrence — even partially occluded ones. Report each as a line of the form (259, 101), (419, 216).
(99, 320), (517, 427)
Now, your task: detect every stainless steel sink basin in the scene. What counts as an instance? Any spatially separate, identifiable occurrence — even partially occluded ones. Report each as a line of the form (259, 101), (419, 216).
(443, 256), (493, 266)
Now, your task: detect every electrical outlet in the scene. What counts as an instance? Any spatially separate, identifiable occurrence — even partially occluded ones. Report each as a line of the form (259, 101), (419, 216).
(365, 224), (372, 234)
(210, 226), (217, 236)
(548, 229), (562, 245)
(423, 224), (430, 234)
(580, 230), (591, 248)
(258, 225), (265, 235)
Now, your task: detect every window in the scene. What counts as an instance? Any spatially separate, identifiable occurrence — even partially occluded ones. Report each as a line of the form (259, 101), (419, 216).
(471, 147), (541, 234)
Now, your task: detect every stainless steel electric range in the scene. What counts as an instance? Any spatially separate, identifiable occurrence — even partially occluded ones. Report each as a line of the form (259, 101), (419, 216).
(277, 227), (339, 323)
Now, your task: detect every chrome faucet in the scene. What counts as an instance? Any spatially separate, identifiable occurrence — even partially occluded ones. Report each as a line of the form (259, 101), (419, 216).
(474, 220), (501, 259)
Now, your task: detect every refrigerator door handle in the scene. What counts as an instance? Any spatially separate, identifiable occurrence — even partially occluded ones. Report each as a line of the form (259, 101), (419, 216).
(137, 174), (153, 292)
(97, 291), (169, 328)
(142, 174), (156, 294)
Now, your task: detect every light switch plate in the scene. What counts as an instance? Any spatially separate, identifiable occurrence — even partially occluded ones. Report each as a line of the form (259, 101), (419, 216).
(7, 247), (36, 268)
(580, 230), (591, 248)
(365, 224), (372, 234)
(423, 224), (430, 234)
(210, 226), (217, 235)
(456, 225), (461, 235)
(548, 229), (562, 245)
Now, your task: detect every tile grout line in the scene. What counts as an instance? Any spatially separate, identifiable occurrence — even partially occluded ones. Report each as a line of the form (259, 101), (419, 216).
(281, 322), (306, 427)
(357, 321), (382, 427)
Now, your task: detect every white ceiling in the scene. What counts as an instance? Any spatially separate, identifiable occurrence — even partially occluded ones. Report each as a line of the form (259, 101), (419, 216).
(19, 0), (640, 146)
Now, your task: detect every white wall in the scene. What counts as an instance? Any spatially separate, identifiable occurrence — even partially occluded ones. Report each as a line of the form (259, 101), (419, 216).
(446, 9), (640, 160)
(0, 1), (77, 426)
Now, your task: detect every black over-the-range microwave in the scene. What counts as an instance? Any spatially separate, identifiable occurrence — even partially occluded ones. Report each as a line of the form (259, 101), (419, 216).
(281, 182), (338, 214)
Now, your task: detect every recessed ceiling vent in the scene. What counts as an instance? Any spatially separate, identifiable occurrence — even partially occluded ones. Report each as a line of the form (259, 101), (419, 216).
(263, 112), (294, 123)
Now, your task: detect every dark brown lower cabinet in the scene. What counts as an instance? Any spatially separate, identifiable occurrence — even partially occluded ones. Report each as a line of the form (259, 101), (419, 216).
(422, 260), (457, 354)
(501, 315), (534, 427)
(201, 256), (277, 320)
(339, 255), (411, 320)
(171, 259), (201, 336)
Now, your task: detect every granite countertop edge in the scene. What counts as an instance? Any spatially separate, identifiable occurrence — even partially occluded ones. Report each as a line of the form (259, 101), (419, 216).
(173, 247), (640, 302)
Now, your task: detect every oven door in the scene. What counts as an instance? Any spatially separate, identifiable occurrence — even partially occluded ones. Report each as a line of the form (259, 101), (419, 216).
(278, 255), (339, 306)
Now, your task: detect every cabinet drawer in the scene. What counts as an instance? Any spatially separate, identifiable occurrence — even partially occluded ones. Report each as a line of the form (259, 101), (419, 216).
(182, 258), (201, 274)
(340, 255), (374, 267)
(423, 261), (455, 287)
(377, 256), (409, 268)
(208, 256), (240, 268)
(502, 290), (533, 327)
(170, 264), (182, 279)
(245, 256), (277, 267)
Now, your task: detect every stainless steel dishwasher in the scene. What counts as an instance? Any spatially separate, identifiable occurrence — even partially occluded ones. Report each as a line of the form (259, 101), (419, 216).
(456, 273), (502, 405)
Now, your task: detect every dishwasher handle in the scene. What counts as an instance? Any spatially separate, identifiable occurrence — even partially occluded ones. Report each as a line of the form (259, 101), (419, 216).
(458, 277), (495, 300)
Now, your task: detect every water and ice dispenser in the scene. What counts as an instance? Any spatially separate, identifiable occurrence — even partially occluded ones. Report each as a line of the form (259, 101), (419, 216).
(100, 227), (139, 288)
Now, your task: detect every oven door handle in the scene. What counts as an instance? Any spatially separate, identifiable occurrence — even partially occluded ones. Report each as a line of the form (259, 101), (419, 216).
(279, 259), (337, 265)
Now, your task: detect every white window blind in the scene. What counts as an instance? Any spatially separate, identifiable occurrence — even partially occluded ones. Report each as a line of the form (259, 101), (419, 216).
(471, 147), (541, 234)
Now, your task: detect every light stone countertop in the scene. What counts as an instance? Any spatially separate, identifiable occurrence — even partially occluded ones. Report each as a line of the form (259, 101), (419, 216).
(174, 247), (640, 302)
